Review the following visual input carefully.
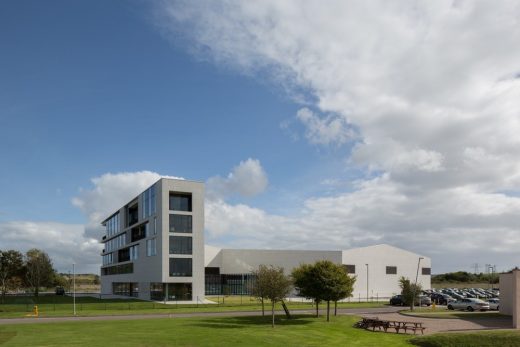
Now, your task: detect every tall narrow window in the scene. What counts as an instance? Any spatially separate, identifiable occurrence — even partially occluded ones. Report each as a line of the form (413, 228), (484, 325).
(169, 214), (192, 233)
(143, 185), (157, 219)
(169, 193), (192, 212)
(146, 238), (157, 256)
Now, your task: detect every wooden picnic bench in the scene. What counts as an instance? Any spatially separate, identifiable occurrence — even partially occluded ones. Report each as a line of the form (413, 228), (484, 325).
(358, 317), (425, 335)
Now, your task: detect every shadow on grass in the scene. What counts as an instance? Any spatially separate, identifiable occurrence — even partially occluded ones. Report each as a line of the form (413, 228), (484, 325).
(189, 314), (315, 329)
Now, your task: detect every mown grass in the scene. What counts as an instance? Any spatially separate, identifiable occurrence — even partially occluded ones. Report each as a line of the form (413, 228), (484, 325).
(0, 314), (415, 347)
(0, 295), (385, 318)
(410, 330), (520, 347)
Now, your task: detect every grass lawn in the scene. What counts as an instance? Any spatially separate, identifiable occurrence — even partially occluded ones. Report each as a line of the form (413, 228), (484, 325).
(0, 315), (414, 347)
(410, 330), (520, 347)
(0, 295), (385, 318)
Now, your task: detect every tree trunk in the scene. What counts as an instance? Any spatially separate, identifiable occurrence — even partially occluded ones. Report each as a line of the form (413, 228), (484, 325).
(315, 300), (319, 317)
(334, 301), (337, 316)
(261, 297), (265, 316)
(271, 301), (275, 328)
(326, 301), (330, 322)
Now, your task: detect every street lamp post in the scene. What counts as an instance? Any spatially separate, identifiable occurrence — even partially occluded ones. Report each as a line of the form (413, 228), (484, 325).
(365, 264), (369, 302)
(73, 263), (76, 316)
(411, 257), (424, 311)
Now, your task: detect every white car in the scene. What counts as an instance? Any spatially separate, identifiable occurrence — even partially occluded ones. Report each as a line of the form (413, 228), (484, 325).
(447, 298), (490, 312)
(487, 299), (499, 310)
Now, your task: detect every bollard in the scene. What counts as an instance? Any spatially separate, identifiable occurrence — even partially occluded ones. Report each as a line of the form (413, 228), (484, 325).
(33, 305), (39, 317)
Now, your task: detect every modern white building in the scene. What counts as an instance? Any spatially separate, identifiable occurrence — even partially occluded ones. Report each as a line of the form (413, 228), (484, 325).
(100, 177), (431, 301)
(205, 244), (431, 299)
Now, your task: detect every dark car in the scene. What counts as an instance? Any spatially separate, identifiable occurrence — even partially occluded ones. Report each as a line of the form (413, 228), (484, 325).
(55, 286), (65, 295)
(390, 295), (404, 306)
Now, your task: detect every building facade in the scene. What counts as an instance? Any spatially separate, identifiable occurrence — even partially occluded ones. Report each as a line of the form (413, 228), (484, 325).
(100, 178), (205, 302)
(100, 178), (431, 301)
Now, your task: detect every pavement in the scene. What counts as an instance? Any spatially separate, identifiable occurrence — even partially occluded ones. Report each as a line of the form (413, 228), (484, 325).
(0, 306), (401, 325)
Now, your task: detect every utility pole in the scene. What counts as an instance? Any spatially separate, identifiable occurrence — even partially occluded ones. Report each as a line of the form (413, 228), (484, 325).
(411, 257), (424, 311)
(73, 263), (76, 316)
(365, 264), (369, 302)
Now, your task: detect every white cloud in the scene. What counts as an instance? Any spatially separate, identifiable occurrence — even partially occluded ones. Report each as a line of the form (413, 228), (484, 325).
(0, 221), (100, 273)
(296, 108), (356, 145)
(207, 158), (268, 199)
(154, 0), (520, 272)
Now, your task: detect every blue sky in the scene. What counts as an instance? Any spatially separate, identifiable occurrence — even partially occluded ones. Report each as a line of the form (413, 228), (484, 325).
(0, 1), (350, 223)
(2, 1), (520, 274)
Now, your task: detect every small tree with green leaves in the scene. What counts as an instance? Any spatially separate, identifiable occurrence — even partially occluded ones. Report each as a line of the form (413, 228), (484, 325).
(24, 249), (55, 297)
(399, 276), (422, 311)
(255, 265), (292, 327)
(0, 250), (24, 302)
(292, 263), (322, 317)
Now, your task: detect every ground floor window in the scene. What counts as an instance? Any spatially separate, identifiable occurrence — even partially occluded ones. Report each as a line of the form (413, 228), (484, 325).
(112, 282), (139, 297)
(150, 282), (165, 301)
(204, 274), (256, 295)
(167, 283), (192, 301)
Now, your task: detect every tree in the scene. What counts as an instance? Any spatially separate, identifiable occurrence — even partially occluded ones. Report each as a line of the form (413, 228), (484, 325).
(255, 265), (292, 327)
(0, 250), (24, 303)
(293, 261), (356, 321)
(251, 266), (269, 316)
(399, 276), (422, 311)
(313, 260), (355, 322)
(292, 263), (322, 317)
(25, 249), (55, 297)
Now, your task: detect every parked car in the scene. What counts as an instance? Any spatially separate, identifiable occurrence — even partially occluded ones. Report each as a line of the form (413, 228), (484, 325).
(55, 286), (65, 295)
(390, 294), (431, 306)
(430, 293), (454, 305)
(487, 299), (499, 310)
(390, 295), (404, 306)
(447, 298), (490, 312)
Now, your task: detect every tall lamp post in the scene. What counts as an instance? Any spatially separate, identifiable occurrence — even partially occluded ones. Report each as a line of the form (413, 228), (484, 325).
(365, 264), (369, 302)
(411, 257), (424, 311)
(73, 263), (76, 316)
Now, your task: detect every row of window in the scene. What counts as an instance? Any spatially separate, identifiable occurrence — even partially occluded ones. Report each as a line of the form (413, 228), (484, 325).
(102, 263), (133, 276)
(344, 265), (431, 276)
(143, 185), (157, 219)
(113, 282), (139, 297)
(105, 213), (120, 237)
(105, 233), (126, 252)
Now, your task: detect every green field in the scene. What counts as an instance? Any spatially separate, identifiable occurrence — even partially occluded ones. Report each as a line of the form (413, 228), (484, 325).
(0, 315), (413, 347)
(0, 295), (385, 318)
(409, 330), (520, 347)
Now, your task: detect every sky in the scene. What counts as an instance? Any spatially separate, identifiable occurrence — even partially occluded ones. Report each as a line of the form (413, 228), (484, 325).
(1, 0), (520, 275)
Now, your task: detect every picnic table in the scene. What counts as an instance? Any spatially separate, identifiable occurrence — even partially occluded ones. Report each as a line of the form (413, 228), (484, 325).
(358, 317), (426, 335)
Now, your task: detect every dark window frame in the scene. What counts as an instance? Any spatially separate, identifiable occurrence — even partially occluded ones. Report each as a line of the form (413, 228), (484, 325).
(386, 266), (397, 275)
(169, 193), (192, 212)
(422, 267), (431, 275)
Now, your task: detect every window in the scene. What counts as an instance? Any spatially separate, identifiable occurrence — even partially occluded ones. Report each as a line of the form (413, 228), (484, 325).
(147, 238), (157, 256)
(131, 223), (147, 242)
(102, 263), (133, 275)
(169, 214), (192, 233)
(169, 236), (192, 255)
(169, 193), (192, 212)
(102, 253), (113, 266)
(167, 283), (192, 301)
(105, 213), (120, 237)
(118, 248), (130, 262)
(150, 283), (165, 301)
(386, 266), (397, 275)
(169, 258), (192, 277)
(143, 185), (156, 219)
(112, 282), (138, 297)
(344, 265), (355, 274)
(127, 202), (139, 227)
(422, 267), (431, 275)
(129, 245), (139, 260)
(153, 217), (157, 235)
